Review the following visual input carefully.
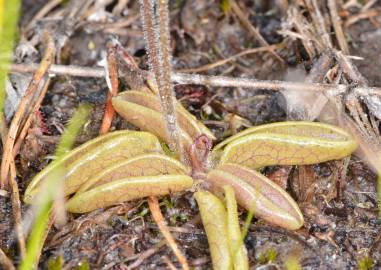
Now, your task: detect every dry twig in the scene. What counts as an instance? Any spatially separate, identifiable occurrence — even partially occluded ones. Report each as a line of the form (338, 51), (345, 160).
(23, 0), (63, 35)
(126, 240), (166, 269)
(334, 51), (381, 172)
(12, 78), (51, 157)
(0, 247), (15, 270)
(282, 7), (319, 58)
(9, 159), (25, 258)
(163, 256), (178, 270)
(0, 32), (55, 189)
(344, 9), (379, 27)
(148, 196), (189, 270)
(304, 52), (334, 120)
(179, 45), (280, 73)
(328, 0), (349, 54)
(306, 0), (333, 48)
(230, 0), (284, 63)
(7, 63), (381, 96)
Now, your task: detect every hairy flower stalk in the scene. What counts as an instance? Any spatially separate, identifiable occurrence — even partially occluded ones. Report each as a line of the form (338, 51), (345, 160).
(139, 0), (184, 161)
(139, 0), (160, 82)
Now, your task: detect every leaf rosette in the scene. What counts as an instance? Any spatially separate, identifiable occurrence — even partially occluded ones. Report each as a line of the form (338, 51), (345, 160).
(25, 91), (358, 232)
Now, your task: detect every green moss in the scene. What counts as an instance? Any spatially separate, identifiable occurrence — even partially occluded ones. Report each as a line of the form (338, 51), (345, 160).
(76, 259), (90, 270)
(357, 256), (374, 270)
(220, 0), (231, 14)
(47, 256), (63, 270)
(258, 248), (278, 264)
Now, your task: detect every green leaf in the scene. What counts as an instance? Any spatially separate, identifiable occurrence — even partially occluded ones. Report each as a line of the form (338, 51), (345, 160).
(214, 121), (358, 169)
(66, 175), (193, 213)
(111, 95), (193, 149)
(24, 131), (163, 203)
(77, 153), (190, 193)
(207, 163), (303, 230)
(224, 185), (249, 270)
(194, 190), (232, 270)
(112, 90), (215, 144)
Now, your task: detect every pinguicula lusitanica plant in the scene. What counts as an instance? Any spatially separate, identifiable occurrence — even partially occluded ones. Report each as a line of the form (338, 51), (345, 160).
(24, 84), (358, 268)
(24, 84), (357, 226)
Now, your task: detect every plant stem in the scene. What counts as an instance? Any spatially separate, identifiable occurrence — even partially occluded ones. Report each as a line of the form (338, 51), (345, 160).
(139, 0), (161, 83)
(139, 0), (183, 160)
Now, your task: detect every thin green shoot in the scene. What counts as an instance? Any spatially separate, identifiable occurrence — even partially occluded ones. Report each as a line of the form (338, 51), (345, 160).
(225, 188), (256, 269)
(225, 185), (249, 269)
(19, 104), (91, 270)
(0, 0), (21, 116)
(19, 201), (52, 270)
(240, 188), (257, 243)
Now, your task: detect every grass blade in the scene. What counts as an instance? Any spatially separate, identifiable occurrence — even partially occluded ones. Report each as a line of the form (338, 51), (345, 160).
(19, 104), (91, 270)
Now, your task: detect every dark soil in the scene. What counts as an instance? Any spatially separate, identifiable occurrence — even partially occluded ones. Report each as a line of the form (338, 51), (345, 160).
(1, 0), (381, 269)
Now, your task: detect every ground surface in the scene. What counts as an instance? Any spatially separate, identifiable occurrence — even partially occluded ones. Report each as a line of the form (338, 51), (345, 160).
(1, 0), (381, 269)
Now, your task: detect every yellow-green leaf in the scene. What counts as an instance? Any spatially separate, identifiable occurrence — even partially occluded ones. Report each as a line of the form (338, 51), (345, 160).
(194, 190), (232, 270)
(112, 94), (194, 149)
(24, 131), (163, 203)
(113, 91), (215, 139)
(224, 185), (249, 270)
(66, 175), (193, 213)
(207, 163), (304, 230)
(213, 121), (357, 169)
(77, 153), (191, 193)
(214, 121), (355, 151)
